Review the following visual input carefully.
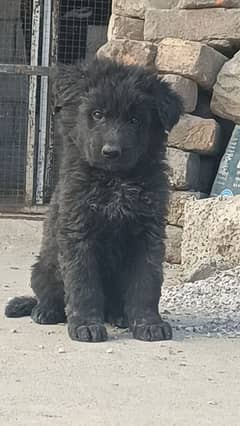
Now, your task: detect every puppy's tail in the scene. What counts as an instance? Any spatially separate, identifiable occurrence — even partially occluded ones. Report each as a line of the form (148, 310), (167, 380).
(5, 296), (37, 318)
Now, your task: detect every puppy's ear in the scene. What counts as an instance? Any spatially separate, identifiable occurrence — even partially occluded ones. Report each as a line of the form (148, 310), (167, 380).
(154, 79), (184, 133)
(50, 64), (88, 110)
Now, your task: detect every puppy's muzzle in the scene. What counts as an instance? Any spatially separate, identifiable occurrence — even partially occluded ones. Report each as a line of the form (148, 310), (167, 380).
(101, 144), (121, 160)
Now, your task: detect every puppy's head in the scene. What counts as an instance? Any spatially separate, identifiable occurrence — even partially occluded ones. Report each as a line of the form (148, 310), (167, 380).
(53, 59), (183, 171)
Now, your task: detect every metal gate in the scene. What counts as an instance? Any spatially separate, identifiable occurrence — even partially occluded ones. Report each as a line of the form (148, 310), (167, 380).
(0, 0), (111, 213)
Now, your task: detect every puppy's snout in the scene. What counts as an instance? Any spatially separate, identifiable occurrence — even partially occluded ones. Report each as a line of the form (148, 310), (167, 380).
(101, 144), (121, 160)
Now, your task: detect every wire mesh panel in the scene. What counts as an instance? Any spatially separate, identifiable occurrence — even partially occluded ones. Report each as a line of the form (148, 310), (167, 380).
(0, 74), (29, 205)
(0, 0), (112, 210)
(0, 0), (33, 207)
(57, 0), (111, 64)
(0, 0), (32, 65)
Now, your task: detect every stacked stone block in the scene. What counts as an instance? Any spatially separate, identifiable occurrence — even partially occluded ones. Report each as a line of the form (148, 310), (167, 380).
(98, 0), (240, 279)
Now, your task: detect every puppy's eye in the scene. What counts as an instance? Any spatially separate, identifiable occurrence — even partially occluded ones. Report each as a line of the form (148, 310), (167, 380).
(92, 110), (104, 120)
(129, 117), (139, 125)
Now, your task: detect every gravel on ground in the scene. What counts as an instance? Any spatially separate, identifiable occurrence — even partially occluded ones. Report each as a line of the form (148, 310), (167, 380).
(161, 267), (240, 338)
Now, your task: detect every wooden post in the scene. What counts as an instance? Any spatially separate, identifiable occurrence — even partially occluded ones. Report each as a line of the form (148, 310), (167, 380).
(25, 0), (41, 206)
(36, 0), (52, 204)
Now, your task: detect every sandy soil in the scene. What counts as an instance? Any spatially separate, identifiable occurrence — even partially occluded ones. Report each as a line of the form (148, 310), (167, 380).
(0, 219), (239, 426)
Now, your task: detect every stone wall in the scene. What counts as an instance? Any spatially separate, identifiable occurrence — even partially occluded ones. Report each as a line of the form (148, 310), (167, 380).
(97, 0), (240, 278)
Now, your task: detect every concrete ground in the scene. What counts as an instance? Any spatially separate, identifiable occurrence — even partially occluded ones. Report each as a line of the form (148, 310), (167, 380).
(0, 219), (240, 426)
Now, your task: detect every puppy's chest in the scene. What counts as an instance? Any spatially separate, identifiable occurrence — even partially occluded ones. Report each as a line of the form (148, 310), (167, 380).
(86, 179), (155, 222)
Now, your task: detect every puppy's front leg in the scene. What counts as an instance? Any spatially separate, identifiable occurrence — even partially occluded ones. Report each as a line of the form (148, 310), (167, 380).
(125, 239), (172, 342)
(59, 236), (107, 342)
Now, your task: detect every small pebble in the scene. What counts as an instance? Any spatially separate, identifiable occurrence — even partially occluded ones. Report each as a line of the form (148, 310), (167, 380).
(39, 345), (44, 350)
(106, 348), (113, 354)
(208, 401), (218, 406)
(58, 347), (66, 354)
(10, 329), (17, 334)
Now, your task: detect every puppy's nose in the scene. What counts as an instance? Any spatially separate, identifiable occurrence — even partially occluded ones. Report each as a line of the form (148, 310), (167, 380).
(101, 144), (121, 159)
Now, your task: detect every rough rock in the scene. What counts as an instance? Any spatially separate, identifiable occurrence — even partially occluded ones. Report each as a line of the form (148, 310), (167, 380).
(182, 195), (240, 281)
(166, 147), (200, 190)
(168, 114), (221, 154)
(178, 0), (240, 8)
(107, 14), (144, 41)
(163, 262), (183, 287)
(113, 0), (179, 19)
(207, 40), (236, 55)
(97, 40), (157, 67)
(192, 91), (235, 143)
(168, 191), (206, 227)
(161, 75), (198, 113)
(165, 225), (182, 264)
(155, 38), (227, 89)
(210, 51), (240, 124)
(144, 9), (240, 51)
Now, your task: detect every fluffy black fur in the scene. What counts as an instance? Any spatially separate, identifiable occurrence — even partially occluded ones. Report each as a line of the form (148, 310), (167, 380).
(5, 58), (183, 342)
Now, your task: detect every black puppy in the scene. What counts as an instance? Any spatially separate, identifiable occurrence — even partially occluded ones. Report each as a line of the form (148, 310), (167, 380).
(5, 58), (183, 342)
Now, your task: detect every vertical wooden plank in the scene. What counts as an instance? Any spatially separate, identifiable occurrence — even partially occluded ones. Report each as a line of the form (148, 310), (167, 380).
(25, 0), (40, 206)
(36, 0), (52, 204)
(44, 0), (60, 202)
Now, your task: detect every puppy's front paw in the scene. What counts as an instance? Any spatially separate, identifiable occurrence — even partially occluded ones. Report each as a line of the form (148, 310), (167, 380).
(31, 303), (66, 324)
(68, 322), (108, 342)
(132, 321), (172, 341)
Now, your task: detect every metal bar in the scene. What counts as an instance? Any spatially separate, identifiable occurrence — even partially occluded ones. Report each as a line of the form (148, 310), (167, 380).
(25, 0), (41, 206)
(36, 0), (52, 204)
(0, 205), (48, 217)
(0, 64), (49, 76)
(0, 214), (44, 221)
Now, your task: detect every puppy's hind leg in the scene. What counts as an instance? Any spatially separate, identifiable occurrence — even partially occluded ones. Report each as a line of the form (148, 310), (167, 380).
(30, 258), (66, 324)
